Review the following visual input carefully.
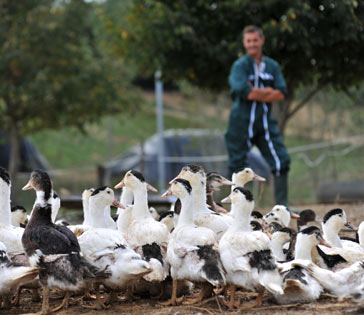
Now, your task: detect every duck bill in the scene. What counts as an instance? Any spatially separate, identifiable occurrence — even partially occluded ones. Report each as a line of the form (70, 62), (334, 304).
(161, 189), (172, 198)
(169, 173), (181, 184)
(253, 174), (266, 182)
(220, 177), (233, 186)
(221, 196), (231, 203)
(22, 181), (32, 190)
(112, 199), (125, 209)
(146, 182), (158, 192)
(345, 222), (357, 231)
(290, 212), (300, 219)
(114, 180), (125, 189)
(319, 239), (332, 248)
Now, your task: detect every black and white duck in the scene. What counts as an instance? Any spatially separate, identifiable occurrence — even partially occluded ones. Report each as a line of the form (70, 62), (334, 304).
(161, 178), (225, 305)
(219, 187), (283, 309)
(0, 241), (39, 309)
(21, 170), (106, 314)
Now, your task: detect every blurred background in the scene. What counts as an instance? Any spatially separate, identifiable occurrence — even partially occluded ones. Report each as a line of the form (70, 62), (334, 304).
(1, 0), (364, 214)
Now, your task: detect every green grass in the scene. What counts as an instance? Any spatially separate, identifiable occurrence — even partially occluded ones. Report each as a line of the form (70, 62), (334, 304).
(30, 98), (220, 170)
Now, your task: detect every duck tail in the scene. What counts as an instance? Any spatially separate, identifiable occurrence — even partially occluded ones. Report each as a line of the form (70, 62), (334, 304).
(10, 266), (40, 287)
(141, 243), (168, 282)
(198, 245), (226, 286)
(259, 269), (283, 295)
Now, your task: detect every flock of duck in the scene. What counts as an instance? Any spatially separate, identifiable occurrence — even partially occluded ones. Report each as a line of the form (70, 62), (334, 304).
(1, 165), (364, 314)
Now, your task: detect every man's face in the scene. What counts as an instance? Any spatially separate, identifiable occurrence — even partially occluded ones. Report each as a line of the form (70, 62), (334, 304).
(243, 31), (264, 59)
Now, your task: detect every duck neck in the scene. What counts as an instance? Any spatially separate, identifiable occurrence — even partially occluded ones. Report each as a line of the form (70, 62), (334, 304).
(28, 203), (52, 227)
(51, 198), (59, 223)
(359, 223), (364, 246)
(191, 183), (208, 216)
(82, 197), (91, 225)
(89, 199), (108, 228)
(35, 190), (53, 207)
(230, 202), (252, 233)
(120, 187), (133, 205)
(323, 223), (343, 248)
(104, 205), (116, 229)
(176, 194), (194, 227)
(270, 234), (288, 261)
(0, 181), (11, 226)
(29, 190), (53, 220)
(118, 187), (134, 215)
(294, 235), (314, 261)
(231, 173), (248, 190)
(131, 185), (151, 220)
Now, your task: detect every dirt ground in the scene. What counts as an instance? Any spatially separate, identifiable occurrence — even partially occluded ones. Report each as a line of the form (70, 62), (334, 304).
(5, 202), (364, 315)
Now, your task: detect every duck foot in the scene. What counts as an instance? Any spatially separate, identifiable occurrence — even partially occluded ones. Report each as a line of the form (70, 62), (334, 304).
(12, 286), (22, 306)
(183, 283), (213, 305)
(157, 295), (185, 306)
(2, 296), (12, 309)
(31, 288), (41, 302)
(126, 286), (140, 301)
(104, 291), (127, 304)
(236, 290), (264, 309)
(50, 291), (70, 313)
(83, 288), (111, 310)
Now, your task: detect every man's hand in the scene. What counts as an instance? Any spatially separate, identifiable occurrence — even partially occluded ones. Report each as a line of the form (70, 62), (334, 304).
(247, 87), (284, 103)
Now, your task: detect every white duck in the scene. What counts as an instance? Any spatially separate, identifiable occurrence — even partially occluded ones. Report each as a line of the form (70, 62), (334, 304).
(172, 165), (232, 240)
(270, 227), (295, 262)
(82, 188), (95, 226)
(0, 167), (24, 257)
(264, 205), (300, 227)
(289, 258), (364, 298)
(274, 226), (328, 304)
(316, 209), (364, 265)
(219, 187), (283, 309)
(227, 168), (266, 219)
(231, 167), (266, 189)
(11, 205), (28, 228)
(0, 241), (40, 309)
(78, 186), (151, 305)
(161, 178), (225, 305)
(114, 170), (169, 282)
(322, 208), (358, 248)
(158, 211), (175, 233)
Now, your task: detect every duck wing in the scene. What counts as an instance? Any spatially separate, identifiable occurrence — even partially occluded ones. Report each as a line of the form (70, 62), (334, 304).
(22, 224), (80, 256)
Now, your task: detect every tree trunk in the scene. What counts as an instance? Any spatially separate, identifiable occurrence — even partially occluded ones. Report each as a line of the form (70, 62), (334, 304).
(8, 121), (20, 187)
(272, 89), (295, 135)
(272, 84), (327, 136)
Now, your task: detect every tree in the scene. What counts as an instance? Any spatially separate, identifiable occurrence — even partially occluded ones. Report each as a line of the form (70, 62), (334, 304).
(117, 0), (364, 132)
(0, 0), (137, 179)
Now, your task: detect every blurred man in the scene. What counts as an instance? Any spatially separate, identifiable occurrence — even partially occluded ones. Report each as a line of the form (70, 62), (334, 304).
(225, 25), (290, 206)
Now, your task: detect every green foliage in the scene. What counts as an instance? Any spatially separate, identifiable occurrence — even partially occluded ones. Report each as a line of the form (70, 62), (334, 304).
(0, 0), (138, 135)
(118, 0), (364, 93)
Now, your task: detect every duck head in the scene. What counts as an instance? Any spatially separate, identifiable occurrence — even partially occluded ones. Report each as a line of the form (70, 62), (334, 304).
(169, 165), (206, 190)
(221, 186), (255, 215)
(114, 170), (157, 193)
(206, 172), (233, 193)
(232, 167), (266, 186)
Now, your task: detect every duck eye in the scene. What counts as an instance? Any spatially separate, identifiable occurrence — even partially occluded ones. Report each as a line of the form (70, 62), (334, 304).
(339, 214), (342, 217)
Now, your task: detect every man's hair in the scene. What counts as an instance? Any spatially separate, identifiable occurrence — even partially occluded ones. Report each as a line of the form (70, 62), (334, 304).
(243, 25), (264, 38)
